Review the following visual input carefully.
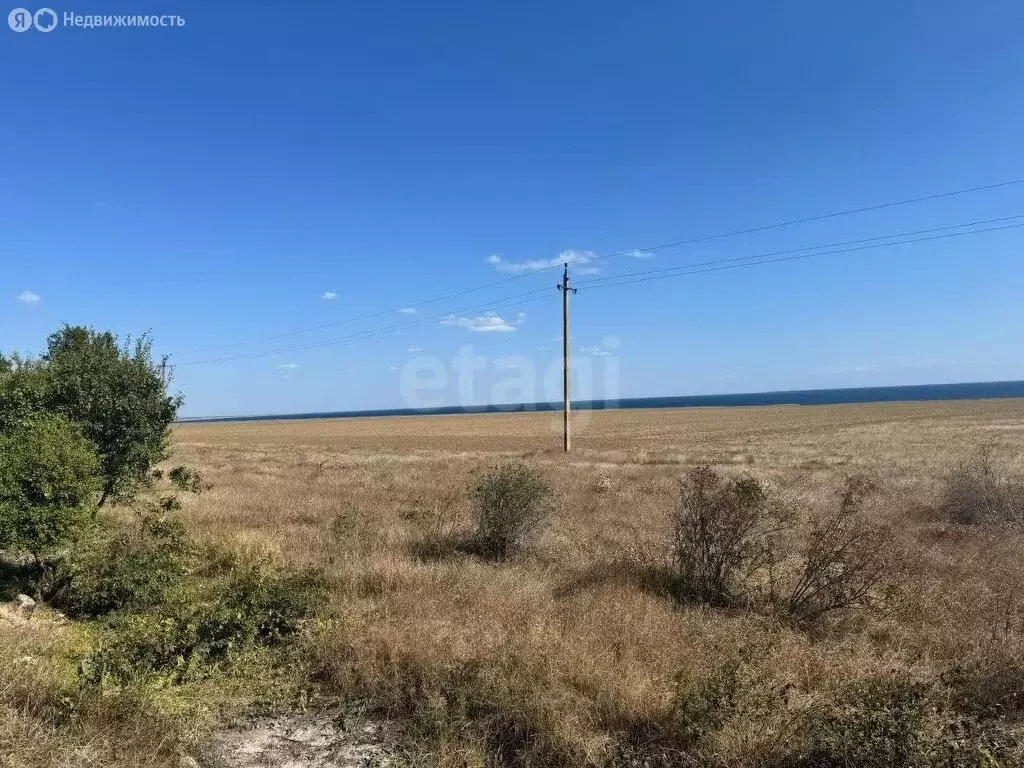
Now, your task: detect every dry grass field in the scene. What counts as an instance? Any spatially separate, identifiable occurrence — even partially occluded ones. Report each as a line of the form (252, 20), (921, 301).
(163, 399), (1024, 766)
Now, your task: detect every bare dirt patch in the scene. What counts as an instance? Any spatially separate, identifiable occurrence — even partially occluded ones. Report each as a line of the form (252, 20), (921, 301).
(203, 712), (392, 768)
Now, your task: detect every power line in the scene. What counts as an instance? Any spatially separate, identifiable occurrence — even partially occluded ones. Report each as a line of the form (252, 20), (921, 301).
(576, 213), (1024, 288)
(577, 220), (1024, 292)
(177, 288), (551, 366)
(177, 217), (1024, 367)
(178, 291), (549, 366)
(571, 177), (1024, 272)
(174, 271), (546, 357)
(173, 176), (1024, 358)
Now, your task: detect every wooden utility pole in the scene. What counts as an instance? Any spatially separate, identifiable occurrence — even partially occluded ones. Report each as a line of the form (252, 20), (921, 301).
(557, 263), (577, 452)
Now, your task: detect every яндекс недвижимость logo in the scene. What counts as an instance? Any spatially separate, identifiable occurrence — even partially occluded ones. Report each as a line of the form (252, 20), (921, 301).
(8, 8), (184, 31)
(8, 7), (57, 31)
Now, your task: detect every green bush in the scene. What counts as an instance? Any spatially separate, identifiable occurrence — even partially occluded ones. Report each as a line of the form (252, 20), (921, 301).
(193, 550), (328, 647)
(47, 513), (192, 618)
(0, 414), (100, 562)
(469, 462), (552, 559)
(80, 551), (327, 687)
(794, 675), (1013, 768)
(671, 659), (743, 748)
(943, 654), (1024, 721)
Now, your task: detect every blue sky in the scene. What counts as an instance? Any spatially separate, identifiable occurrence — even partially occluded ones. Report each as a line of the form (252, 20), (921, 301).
(2, 1), (1023, 417)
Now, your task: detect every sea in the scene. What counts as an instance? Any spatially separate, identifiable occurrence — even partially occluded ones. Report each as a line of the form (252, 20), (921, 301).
(181, 380), (1024, 424)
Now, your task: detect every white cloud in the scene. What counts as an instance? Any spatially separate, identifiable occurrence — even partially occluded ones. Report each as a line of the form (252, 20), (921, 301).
(406, 345), (423, 353)
(389, 365), (399, 371)
(276, 362), (299, 380)
(627, 249), (655, 259)
(15, 291), (40, 305)
(579, 345), (611, 357)
(322, 291), (338, 300)
(515, 312), (526, 325)
(397, 307), (417, 314)
(487, 249), (599, 274)
(441, 313), (517, 332)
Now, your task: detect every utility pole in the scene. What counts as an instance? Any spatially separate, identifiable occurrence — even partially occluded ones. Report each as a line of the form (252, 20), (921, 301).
(557, 263), (577, 452)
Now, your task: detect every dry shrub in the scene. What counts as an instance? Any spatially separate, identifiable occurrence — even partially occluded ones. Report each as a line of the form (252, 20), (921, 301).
(669, 467), (891, 626)
(404, 489), (465, 561)
(671, 466), (790, 605)
(937, 444), (1024, 525)
(941, 589), (1024, 720)
(468, 462), (552, 560)
(779, 476), (891, 627)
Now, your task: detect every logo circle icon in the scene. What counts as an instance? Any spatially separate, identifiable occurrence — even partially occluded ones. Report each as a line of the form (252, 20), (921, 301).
(8, 7), (33, 31)
(33, 7), (56, 31)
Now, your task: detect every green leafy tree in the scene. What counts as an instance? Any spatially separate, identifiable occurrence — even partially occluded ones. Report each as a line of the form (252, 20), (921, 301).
(40, 326), (182, 507)
(0, 355), (50, 434)
(0, 414), (100, 563)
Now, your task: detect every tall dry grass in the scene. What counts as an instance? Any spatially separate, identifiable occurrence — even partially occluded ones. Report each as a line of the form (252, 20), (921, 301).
(161, 400), (1024, 764)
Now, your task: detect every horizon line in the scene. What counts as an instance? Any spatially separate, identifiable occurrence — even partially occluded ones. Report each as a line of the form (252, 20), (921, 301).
(176, 378), (1024, 424)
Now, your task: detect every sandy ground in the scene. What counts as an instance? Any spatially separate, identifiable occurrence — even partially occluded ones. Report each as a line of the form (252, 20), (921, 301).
(204, 712), (392, 768)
